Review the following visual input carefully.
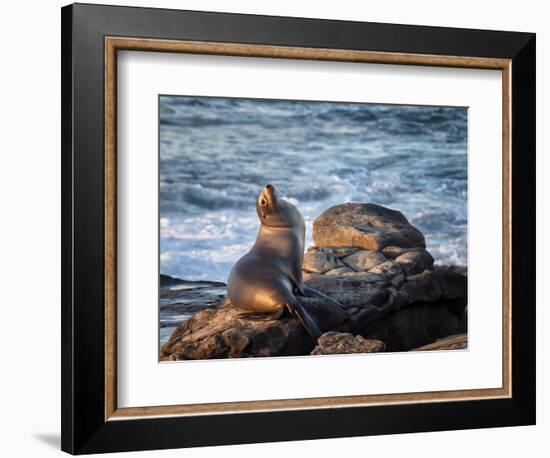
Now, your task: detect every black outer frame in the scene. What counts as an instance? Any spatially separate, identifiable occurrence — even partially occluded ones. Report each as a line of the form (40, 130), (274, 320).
(61, 3), (536, 454)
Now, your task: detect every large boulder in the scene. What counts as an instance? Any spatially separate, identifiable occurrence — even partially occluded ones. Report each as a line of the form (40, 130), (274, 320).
(313, 203), (425, 251)
(311, 332), (385, 355)
(302, 245), (466, 331)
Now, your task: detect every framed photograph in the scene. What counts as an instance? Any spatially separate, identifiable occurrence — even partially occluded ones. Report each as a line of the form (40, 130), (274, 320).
(61, 3), (536, 454)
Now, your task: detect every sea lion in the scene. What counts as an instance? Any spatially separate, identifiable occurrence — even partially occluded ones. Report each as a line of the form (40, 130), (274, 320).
(227, 184), (343, 340)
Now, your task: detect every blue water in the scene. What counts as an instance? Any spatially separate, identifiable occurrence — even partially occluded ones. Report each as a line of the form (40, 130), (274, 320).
(160, 96), (467, 283)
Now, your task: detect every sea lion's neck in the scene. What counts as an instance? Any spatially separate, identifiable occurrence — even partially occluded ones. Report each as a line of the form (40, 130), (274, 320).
(254, 224), (304, 257)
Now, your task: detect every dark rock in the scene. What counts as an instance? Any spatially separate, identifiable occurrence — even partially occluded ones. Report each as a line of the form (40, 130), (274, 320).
(347, 287), (405, 328)
(360, 301), (467, 351)
(412, 334), (468, 351)
(395, 249), (434, 275)
(390, 273), (406, 289)
(448, 265), (468, 277)
(302, 242), (467, 346)
(160, 273), (185, 287)
(311, 332), (385, 355)
(294, 296), (350, 330)
(401, 270), (442, 303)
(432, 266), (468, 299)
(313, 203), (425, 251)
(160, 273), (225, 288)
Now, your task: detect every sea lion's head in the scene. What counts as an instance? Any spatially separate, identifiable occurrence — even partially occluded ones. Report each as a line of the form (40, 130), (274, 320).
(256, 184), (303, 229)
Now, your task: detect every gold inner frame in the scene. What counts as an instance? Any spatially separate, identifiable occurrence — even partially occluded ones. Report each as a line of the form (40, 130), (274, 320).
(104, 37), (512, 421)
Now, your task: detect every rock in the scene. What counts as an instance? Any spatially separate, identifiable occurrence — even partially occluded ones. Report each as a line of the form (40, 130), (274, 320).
(346, 286), (406, 327)
(160, 277), (227, 346)
(324, 266), (354, 276)
(302, 240), (466, 342)
(390, 273), (406, 289)
(412, 334), (468, 351)
(342, 250), (387, 271)
(360, 301), (467, 351)
(294, 297), (350, 330)
(307, 245), (360, 259)
(311, 332), (385, 355)
(160, 273), (185, 287)
(369, 260), (403, 279)
(401, 270), (442, 303)
(303, 250), (344, 273)
(160, 299), (349, 360)
(432, 266), (468, 299)
(339, 272), (387, 284)
(313, 203), (425, 251)
(304, 273), (389, 309)
(448, 265), (468, 277)
(161, 305), (309, 360)
(381, 246), (420, 259)
(395, 249), (434, 275)
(160, 273), (226, 289)
(345, 286), (389, 309)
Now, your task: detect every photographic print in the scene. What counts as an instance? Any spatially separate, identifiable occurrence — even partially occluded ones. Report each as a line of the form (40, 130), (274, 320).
(159, 95), (468, 361)
(62, 8), (535, 451)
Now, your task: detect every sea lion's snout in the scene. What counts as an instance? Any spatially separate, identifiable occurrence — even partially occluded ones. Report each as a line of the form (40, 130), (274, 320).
(259, 183), (277, 206)
(256, 183), (301, 229)
(263, 183), (276, 197)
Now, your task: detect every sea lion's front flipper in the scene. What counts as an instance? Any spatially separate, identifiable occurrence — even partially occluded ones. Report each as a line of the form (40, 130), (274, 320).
(299, 285), (346, 311)
(286, 299), (321, 341)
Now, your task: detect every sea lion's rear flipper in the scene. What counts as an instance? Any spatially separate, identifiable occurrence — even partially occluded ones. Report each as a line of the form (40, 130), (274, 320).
(286, 300), (321, 341)
(300, 286), (346, 311)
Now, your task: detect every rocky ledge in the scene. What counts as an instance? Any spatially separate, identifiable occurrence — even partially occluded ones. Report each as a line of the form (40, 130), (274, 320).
(160, 274), (227, 345)
(161, 203), (467, 360)
(161, 297), (349, 360)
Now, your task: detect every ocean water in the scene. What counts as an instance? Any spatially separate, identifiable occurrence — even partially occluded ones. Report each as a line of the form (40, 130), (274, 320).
(160, 96), (467, 283)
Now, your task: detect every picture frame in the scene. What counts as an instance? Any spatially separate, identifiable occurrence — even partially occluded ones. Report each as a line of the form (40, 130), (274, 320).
(61, 3), (536, 454)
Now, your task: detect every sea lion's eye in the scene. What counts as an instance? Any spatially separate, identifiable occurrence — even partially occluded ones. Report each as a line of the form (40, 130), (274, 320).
(260, 198), (266, 206)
